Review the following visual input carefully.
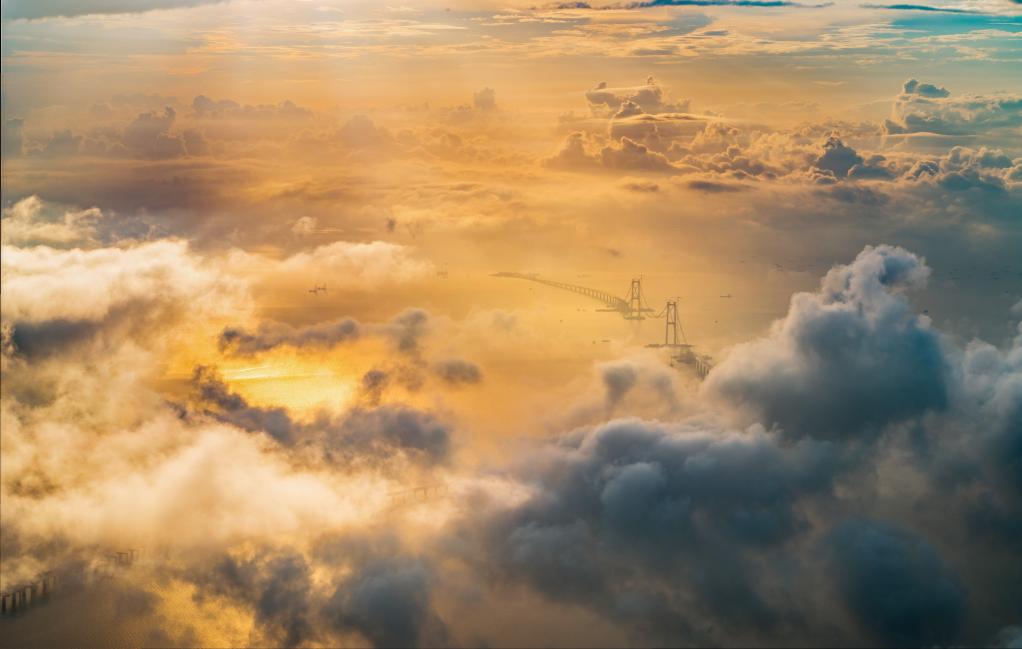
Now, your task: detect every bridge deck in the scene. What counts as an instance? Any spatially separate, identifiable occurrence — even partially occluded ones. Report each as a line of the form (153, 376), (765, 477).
(493, 272), (631, 313)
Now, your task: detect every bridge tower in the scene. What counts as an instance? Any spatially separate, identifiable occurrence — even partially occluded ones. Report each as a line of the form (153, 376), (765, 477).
(663, 300), (684, 345)
(627, 277), (648, 320)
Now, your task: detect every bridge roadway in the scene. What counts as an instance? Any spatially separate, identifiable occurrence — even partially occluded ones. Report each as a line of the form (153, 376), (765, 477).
(492, 272), (631, 315)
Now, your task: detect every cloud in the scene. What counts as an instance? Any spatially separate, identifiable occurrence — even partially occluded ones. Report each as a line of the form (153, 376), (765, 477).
(0, 238), (239, 331)
(0, 195), (100, 248)
(600, 137), (679, 173)
(550, 128), (677, 175)
(585, 78), (690, 118)
(191, 365), (298, 444)
(814, 135), (866, 178)
(545, 132), (601, 170)
(904, 146), (1020, 192)
(218, 319), (361, 356)
(3, 231), (1021, 646)
(601, 361), (638, 409)
(862, 3), (978, 12)
(885, 79), (1022, 137)
(339, 114), (394, 150)
(121, 107), (190, 158)
(324, 555), (445, 648)
(322, 405), (452, 467)
(218, 308), (431, 359)
(704, 245), (948, 438)
(273, 241), (432, 285)
(192, 95), (312, 120)
(473, 87), (497, 111)
(824, 520), (965, 647)
(1, 0), (231, 20)
(460, 417), (841, 640)
(191, 366), (453, 465)
(686, 178), (748, 192)
(23, 107), (208, 160)
(192, 539), (446, 648)
(432, 359), (483, 386)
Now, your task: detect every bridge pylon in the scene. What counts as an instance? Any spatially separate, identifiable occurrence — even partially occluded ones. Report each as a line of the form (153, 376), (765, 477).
(625, 277), (656, 320)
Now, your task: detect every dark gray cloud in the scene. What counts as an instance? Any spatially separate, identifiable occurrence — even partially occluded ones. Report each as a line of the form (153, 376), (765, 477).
(813, 136), (895, 181)
(186, 535), (447, 648)
(218, 318), (361, 356)
(902, 78), (951, 98)
(458, 417), (842, 642)
(191, 366), (452, 465)
(815, 136), (864, 177)
(705, 245), (948, 439)
(824, 520), (965, 647)
(192, 365), (297, 444)
(219, 309), (429, 358)
(432, 358), (483, 386)
(321, 406), (452, 466)
(324, 557), (444, 648)
(1, 0), (231, 20)
(686, 178), (748, 192)
(198, 551), (315, 646)
(817, 184), (889, 205)
(862, 3), (977, 12)
(601, 361), (638, 409)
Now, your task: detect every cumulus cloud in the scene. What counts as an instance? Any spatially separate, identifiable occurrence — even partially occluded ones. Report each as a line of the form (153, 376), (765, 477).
(704, 245), (947, 438)
(121, 107), (191, 158)
(545, 131), (600, 170)
(601, 137), (679, 172)
(272, 241), (432, 285)
(1, 238), (241, 344)
(585, 78), (691, 117)
(0, 195), (100, 248)
(458, 417), (841, 641)
(903, 146), (1021, 192)
(885, 79), (1022, 137)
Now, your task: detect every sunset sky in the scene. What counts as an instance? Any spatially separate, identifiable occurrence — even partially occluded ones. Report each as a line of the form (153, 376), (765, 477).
(1, 0), (1021, 647)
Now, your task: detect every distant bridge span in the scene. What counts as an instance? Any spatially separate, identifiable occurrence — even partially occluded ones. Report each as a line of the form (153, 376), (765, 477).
(493, 272), (650, 318)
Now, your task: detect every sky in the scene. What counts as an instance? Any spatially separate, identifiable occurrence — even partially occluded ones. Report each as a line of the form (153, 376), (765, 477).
(1, 0), (1021, 646)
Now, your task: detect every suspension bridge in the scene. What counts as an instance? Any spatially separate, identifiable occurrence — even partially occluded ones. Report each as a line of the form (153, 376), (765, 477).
(493, 272), (714, 378)
(492, 272), (655, 320)
(1, 549), (141, 617)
